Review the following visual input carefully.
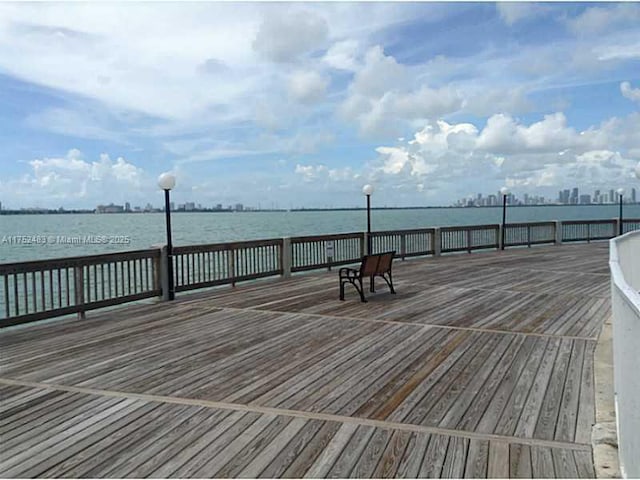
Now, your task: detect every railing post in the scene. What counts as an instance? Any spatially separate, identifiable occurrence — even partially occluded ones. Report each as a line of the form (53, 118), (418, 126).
(150, 244), (165, 299)
(614, 217), (621, 237)
(433, 228), (441, 256)
(227, 248), (236, 287)
(467, 228), (472, 253)
(527, 225), (531, 248)
(159, 245), (171, 301)
(400, 233), (406, 260)
(282, 237), (292, 278)
(555, 220), (563, 245)
(362, 232), (368, 257)
(498, 225), (504, 250)
(74, 265), (85, 319)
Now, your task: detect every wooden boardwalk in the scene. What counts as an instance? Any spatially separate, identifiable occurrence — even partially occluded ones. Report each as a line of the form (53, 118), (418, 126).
(0, 242), (609, 478)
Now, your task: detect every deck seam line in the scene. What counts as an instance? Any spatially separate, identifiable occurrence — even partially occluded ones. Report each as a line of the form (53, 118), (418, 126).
(0, 377), (590, 451)
(215, 306), (598, 341)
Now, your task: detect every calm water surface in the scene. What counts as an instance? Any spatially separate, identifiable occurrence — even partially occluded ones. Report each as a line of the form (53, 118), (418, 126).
(1, 205), (638, 263)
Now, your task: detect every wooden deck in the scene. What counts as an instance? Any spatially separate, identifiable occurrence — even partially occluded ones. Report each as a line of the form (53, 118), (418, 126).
(0, 242), (610, 478)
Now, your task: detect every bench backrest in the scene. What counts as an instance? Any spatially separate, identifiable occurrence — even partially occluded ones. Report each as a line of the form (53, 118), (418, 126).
(377, 251), (394, 273)
(360, 251), (395, 276)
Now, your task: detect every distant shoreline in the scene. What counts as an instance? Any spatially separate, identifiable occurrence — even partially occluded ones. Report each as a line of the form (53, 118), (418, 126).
(1, 203), (638, 215)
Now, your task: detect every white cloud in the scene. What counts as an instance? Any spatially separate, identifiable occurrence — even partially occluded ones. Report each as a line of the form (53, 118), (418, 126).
(0, 3), (262, 120)
(285, 131), (334, 154)
(496, 3), (550, 26)
(294, 163), (355, 183)
(1, 149), (147, 205)
(371, 112), (640, 198)
(567, 3), (640, 36)
(340, 46), (466, 137)
(351, 46), (408, 97)
(463, 87), (532, 117)
(24, 107), (126, 142)
(253, 8), (328, 63)
(294, 164), (321, 182)
(322, 40), (360, 71)
(391, 86), (463, 119)
(288, 71), (329, 104)
(621, 81), (640, 103)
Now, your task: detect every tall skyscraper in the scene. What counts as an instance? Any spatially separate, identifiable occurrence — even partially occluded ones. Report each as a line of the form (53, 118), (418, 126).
(632, 188), (637, 203)
(571, 187), (579, 204)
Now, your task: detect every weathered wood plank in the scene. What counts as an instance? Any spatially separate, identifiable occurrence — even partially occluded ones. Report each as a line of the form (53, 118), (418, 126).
(371, 430), (412, 478)
(418, 434), (449, 478)
(531, 446), (556, 478)
(463, 439), (489, 478)
(487, 441), (509, 478)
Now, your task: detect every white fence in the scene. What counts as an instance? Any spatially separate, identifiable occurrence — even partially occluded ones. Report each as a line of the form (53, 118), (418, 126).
(610, 231), (640, 478)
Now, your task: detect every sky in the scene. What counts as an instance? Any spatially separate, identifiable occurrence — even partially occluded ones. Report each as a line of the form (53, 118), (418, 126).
(0, 2), (639, 209)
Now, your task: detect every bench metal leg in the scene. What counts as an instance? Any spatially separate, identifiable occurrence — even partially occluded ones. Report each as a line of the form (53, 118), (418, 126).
(357, 278), (367, 302)
(339, 277), (367, 302)
(383, 272), (396, 294)
(370, 275), (375, 293)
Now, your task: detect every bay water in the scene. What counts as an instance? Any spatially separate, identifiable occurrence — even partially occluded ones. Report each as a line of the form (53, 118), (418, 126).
(1, 204), (638, 263)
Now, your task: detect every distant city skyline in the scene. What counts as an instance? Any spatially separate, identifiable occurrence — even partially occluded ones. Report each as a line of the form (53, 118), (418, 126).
(455, 186), (638, 207)
(2, 183), (639, 214)
(0, 3), (639, 208)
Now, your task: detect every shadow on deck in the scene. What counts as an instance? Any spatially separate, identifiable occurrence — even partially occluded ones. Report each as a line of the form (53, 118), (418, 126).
(0, 242), (610, 478)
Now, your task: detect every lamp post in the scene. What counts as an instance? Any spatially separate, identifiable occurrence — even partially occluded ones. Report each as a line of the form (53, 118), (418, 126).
(617, 187), (624, 236)
(500, 186), (509, 250)
(363, 184), (374, 255)
(158, 172), (176, 300)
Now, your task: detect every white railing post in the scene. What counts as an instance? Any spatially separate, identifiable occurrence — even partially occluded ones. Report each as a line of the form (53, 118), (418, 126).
(433, 227), (442, 256)
(282, 237), (292, 278)
(555, 220), (563, 245)
(614, 217), (621, 237)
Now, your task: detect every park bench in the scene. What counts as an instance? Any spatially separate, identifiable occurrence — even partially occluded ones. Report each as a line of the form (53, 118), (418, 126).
(339, 251), (396, 302)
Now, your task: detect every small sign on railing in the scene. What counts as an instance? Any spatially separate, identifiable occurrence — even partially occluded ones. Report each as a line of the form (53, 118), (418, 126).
(325, 240), (335, 259)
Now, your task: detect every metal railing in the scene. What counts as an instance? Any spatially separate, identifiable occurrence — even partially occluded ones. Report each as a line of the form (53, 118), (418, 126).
(505, 221), (556, 247)
(562, 219), (617, 242)
(291, 233), (363, 272)
(2, 218), (640, 327)
(370, 228), (435, 258)
(0, 249), (161, 328)
(623, 219), (640, 234)
(441, 224), (500, 253)
(173, 239), (283, 291)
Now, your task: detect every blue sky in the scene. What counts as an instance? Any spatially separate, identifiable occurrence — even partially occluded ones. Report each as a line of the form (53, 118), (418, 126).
(0, 2), (639, 209)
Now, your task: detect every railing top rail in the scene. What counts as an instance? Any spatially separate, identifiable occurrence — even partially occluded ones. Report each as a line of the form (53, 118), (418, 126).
(441, 224), (500, 231)
(370, 227), (436, 236)
(505, 221), (556, 227)
(290, 232), (363, 242)
(0, 248), (160, 273)
(173, 238), (282, 254)
(562, 219), (616, 225)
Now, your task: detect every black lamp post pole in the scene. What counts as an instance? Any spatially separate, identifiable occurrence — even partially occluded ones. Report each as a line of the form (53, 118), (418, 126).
(619, 193), (623, 236)
(366, 194), (372, 255)
(164, 189), (175, 300)
(501, 194), (507, 250)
